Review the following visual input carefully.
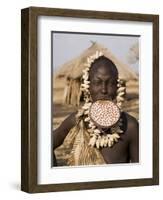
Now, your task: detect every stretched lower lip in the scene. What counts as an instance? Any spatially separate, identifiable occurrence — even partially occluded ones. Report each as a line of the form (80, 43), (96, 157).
(98, 96), (110, 100)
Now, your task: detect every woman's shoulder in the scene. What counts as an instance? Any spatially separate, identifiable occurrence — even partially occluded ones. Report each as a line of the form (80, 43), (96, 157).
(121, 112), (139, 140)
(122, 112), (138, 126)
(62, 111), (78, 129)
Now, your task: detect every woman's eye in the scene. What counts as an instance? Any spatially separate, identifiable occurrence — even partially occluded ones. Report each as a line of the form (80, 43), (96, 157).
(109, 80), (116, 86)
(92, 80), (101, 85)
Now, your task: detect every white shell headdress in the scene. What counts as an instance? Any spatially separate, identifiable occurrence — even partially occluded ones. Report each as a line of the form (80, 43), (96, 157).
(76, 51), (126, 148)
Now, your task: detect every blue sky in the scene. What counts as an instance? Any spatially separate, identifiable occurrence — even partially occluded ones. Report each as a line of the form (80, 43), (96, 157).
(52, 32), (139, 74)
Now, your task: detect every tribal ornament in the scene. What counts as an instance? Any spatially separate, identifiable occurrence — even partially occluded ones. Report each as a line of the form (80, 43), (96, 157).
(90, 100), (120, 128)
(76, 51), (126, 148)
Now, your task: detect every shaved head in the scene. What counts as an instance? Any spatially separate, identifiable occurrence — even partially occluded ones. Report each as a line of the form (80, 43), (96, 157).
(89, 56), (118, 102)
(89, 56), (118, 79)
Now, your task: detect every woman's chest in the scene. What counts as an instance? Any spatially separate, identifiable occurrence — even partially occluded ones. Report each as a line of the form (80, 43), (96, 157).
(100, 135), (129, 164)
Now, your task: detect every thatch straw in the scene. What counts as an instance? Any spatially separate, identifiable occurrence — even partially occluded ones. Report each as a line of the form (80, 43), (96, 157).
(63, 78), (82, 106)
(55, 42), (138, 80)
(54, 42), (138, 106)
(64, 119), (106, 166)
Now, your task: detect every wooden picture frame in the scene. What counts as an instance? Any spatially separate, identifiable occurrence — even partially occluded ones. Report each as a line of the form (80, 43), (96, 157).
(21, 6), (159, 193)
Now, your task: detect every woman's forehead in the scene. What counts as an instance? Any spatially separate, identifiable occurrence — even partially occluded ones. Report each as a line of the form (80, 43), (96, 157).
(90, 64), (118, 78)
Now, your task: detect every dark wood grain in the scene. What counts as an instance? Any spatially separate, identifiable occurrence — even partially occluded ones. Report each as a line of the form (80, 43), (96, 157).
(152, 15), (159, 185)
(21, 8), (29, 192)
(21, 7), (159, 193)
(21, 8), (38, 193)
(26, 6), (157, 22)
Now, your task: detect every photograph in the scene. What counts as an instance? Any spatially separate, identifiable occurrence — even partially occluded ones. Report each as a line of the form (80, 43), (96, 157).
(52, 32), (139, 167)
(21, 7), (159, 193)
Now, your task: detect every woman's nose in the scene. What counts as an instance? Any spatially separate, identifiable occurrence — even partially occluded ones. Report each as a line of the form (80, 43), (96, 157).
(101, 82), (107, 94)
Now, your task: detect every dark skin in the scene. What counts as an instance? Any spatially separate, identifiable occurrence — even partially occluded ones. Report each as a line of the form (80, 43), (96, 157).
(53, 60), (139, 165)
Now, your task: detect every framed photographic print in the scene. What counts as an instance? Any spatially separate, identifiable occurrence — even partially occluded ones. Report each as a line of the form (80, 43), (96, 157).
(21, 7), (159, 193)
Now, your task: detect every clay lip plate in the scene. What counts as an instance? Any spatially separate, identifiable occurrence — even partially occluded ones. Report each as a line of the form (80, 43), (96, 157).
(89, 100), (120, 128)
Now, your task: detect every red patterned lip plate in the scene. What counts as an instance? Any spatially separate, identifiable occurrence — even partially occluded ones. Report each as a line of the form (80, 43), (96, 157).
(89, 100), (120, 128)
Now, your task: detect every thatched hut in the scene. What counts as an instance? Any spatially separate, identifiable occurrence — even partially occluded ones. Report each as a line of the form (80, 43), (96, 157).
(53, 42), (138, 106)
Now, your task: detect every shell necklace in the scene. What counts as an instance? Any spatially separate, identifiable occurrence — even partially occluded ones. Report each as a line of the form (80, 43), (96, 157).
(76, 100), (123, 148)
(76, 50), (126, 148)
